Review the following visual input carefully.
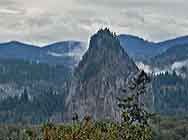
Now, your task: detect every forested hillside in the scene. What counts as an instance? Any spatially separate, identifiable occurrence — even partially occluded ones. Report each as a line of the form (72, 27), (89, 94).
(152, 71), (188, 115)
(0, 58), (71, 100)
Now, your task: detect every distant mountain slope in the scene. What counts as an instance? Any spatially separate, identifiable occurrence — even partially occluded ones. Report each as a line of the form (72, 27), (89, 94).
(0, 41), (40, 61)
(154, 35), (188, 49)
(150, 44), (188, 68)
(42, 41), (87, 67)
(118, 35), (188, 61)
(118, 34), (155, 60)
(0, 41), (87, 68)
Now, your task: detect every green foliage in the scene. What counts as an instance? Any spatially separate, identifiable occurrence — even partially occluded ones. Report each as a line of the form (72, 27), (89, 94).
(117, 70), (153, 140)
(1, 116), (188, 140)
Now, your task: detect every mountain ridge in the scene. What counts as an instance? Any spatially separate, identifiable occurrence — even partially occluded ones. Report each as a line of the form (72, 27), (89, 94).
(0, 40), (86, 68)
(0, 34), (188, 68)
(118, 34), (188, 61)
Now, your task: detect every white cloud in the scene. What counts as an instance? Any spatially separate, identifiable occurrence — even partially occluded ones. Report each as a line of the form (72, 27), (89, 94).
(0, 0), (187, 45)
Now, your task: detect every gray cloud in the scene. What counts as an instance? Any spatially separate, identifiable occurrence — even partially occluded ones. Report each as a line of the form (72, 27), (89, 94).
(0, 0), (187, 45)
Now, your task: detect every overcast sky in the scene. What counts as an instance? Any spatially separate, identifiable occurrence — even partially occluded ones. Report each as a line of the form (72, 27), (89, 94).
(0, 0), (187, 45)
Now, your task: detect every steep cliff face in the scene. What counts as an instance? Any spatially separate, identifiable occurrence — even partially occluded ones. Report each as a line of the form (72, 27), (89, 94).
(65, 29), (138, 121)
